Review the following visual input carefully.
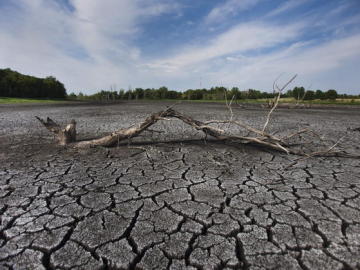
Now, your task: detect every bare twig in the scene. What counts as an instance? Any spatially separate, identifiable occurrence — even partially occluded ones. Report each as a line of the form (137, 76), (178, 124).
(227, 95), (235, 122)
(306, 135), (346, 157)
(283, 128), (310, 140)
(204, 119), (282, 142)
(295, 83), (311, 106)
(284, 135), (353, 169)
(262, 74), (297, 133)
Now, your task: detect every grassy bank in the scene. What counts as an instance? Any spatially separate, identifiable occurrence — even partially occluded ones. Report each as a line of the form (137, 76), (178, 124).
(2, 96), (360, 105)
(176, 98), (360, 105)
(0, 97), (68, 104)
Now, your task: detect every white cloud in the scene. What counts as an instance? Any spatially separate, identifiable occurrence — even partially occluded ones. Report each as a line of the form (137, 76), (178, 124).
(69, 0), (179, 63)
(147, 22), (303, 71)
(0, 0), (359, 94)
(205, 0), (261, 24)
(193, 34), (360, 92)
(266, 0), (309, 18)
(139, 32), (360, 93)
(0, 0), (180, 92)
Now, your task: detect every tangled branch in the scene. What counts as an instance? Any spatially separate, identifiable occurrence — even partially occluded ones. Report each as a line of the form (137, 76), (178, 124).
(36, 76), (359, 159)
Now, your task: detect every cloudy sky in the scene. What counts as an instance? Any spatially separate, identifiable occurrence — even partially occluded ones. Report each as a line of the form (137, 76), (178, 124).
(1, 0), (360, 94)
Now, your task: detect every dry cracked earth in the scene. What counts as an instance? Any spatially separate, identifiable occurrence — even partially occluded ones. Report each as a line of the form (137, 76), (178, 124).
(0, 102), (359, 270)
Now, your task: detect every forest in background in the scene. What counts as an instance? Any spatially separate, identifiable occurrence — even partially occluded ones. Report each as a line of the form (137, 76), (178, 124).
(69, 86), (358, 102)
(1, 68), (359, 102)
(0, 68), (66, 98)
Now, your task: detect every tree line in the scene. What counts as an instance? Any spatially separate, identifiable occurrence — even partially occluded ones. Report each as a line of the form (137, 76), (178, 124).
(0, 68), (67, 98)
(69, 86), (359, 101)
(1, 68), (358, 101)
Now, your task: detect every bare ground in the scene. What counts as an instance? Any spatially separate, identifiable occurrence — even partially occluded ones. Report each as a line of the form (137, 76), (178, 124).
(0, 102), (360, 270)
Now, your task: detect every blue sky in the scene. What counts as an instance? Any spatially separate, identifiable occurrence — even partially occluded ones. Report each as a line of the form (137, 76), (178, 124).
(1, 0), (360, 94)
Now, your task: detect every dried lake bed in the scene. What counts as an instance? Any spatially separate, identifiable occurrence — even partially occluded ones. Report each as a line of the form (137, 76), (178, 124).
(1, 102), (360, 269)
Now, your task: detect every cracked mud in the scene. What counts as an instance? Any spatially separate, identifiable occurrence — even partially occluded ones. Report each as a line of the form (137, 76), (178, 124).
(1, 102), (359, 269)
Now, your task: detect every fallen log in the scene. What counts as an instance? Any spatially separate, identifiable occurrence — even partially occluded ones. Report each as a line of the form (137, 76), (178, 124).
(35, 76), (359, 158)
(35, 116), (76, 145)
(36, 108), (287, 152)
(35, 108), (360, 159)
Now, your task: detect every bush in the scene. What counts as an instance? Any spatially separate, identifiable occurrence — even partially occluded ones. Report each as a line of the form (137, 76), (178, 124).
(324, 89), (338, 100)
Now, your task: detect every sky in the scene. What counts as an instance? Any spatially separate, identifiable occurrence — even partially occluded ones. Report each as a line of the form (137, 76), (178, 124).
(0, 0), (360, 94)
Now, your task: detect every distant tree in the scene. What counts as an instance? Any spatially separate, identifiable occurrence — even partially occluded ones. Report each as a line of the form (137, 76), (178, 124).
(77, 92), (84, 99)
(285, 89), (293, 98)
(229, 87), (241, 99)
(247, 89), (262, 99)
(144, 88), (158, 99)
(315, 90), (324, 100)
(324, 89), (338, 100)
(261, 92), (275, 99)
(67, 92), (77, 99)
(303, 90), (315, 100)
(61, 84), (347, 103)
(185, 89), (204, 100)
(0, 68), (66, 98)
(119, 89), (125, 99)
(167, 90), (181, 99)
(206, 86), (227, 100)
(134, 88), (144, 100)
(123, 90), (133, 100)
(292, 87), (305, 100)
(158, 86), (169, 99)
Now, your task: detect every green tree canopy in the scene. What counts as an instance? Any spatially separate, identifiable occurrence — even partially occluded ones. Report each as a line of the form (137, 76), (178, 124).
(324, 89), (338, 100)
(0, 68), (66, 98)
(292, 87), (305, 100)
(304, 90), (315, 100)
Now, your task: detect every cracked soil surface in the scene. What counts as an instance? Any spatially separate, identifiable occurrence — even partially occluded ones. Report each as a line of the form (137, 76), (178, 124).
(0, 102), (359, 270)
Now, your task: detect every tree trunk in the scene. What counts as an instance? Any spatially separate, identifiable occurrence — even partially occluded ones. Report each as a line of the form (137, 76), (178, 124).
(36, 108), (359, 159)
(36, 117), (76, 145)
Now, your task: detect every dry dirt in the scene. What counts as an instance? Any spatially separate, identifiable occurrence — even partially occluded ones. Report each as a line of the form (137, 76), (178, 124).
(0, 102), (359, 270)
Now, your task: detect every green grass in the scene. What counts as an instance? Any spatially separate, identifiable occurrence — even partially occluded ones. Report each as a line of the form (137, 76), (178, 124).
(3, 96), (359, 105)
(0, 97), (68, 104)
(157, 99), (266, 104)
(173, 98), (360, 105)
(278, 98), (360, 105)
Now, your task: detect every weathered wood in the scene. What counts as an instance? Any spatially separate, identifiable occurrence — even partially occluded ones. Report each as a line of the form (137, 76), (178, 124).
(36, 117), (76, 145)
(36, 108), (284, 151)
(72, 108), (288, 152)
(36, 108), (359, 158)
(35, 74), (359, 159)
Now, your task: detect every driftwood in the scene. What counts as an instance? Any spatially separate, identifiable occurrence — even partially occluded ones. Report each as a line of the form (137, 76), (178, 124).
(36, 108), (285, 151)
(35, 117), (76, 145)
(35, 107), (359, 159)
(36, 76), (359, 159)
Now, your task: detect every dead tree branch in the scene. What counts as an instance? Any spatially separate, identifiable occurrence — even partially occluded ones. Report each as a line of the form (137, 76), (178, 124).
(36, 107), (359, 159)
(36, 108), (288, 152)
(36, 116), (76, 145)
(36, 76), (358, 159)
(262, 74), (297, 133)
